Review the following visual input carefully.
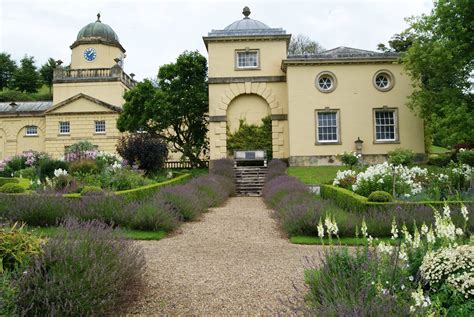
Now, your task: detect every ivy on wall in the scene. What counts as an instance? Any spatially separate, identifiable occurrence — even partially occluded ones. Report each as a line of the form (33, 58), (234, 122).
(227, 115), (272, 160)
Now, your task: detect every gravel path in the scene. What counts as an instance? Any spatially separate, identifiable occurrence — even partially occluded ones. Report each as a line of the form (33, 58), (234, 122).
(128, 197), (323, 315)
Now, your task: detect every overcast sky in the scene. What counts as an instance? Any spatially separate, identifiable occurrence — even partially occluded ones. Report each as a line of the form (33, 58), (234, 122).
(1, 0), (433, 80)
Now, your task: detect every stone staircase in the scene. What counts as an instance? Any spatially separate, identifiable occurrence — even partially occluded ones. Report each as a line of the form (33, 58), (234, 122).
(234, 166), (267, 196)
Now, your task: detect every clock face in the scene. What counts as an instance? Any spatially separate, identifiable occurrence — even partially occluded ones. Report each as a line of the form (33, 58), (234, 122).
(83, 47), (97, 62)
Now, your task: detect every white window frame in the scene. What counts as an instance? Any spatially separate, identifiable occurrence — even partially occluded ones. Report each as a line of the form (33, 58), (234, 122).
(315, 110), (340, 144)
(373, 108), (399, 143)
(95, 120), (106, 134)
(25, 126), (38, 136)
(315, 71), (337, 93)
(373, 70), (395, 92)
(235, 50), (259, 69)
(59, 121), (70, 135)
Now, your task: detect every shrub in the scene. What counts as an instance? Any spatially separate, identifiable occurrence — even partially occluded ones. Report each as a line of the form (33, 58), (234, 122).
(69, 159), (99, 175)
(38, 158), (68, 180)
(210, 158), (235, 179)
(155, 185), (205, 220)
(13, 167), (37, 180)
(0, 155), (26, 177)
(387, 148), (416, 165)
(14, 219), (145, 316)
(458, 149), (474, 166)
(262, 175), (308, 208)
(320, 185), (368, 212)
(0, 270), (17, 315)
(125, 200), (181, 232)
(367, 191), (393, 202)
(427, 153), (451, 167)
(0, 177), (19, 186)
(188, 174), (234, 207)
(299, 248), (410, 316)
(226, 116), (273, 160)
(117, 133), (168, 174)
(65, 140), (96, 155)
(0, 222), (43, 272)
(262, 174), (325, 236)
(265, 159), (287, 182)
(80, 186), (103, 196)
(0, 194), (71, 227)
(0, 183), (25, 193)
(337, 152), (360, 168)
(107, 168), (152, 191)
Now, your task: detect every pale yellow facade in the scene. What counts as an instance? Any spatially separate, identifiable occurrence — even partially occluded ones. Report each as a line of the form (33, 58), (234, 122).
(70, 43), (123, 69)
(0, 16), (134, 160)
(285, 63), (424, 165)
(205, 8), (425, 166)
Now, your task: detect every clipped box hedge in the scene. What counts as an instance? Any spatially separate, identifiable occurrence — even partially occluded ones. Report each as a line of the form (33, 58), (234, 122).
(320, 184), (473, 212)
(0, 177), (19, 186)
(62, 173), (192, 201)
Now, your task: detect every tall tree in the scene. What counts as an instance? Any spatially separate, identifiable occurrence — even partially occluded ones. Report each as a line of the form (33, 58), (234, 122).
(40, 58), (56, 94)
(401, 0), (473, 147)
(117, 51), (208, 167)
(12, 55), (41, 93)
(0, 52), (17, 90)
(288, 34), (324, 56)
(377, 32), (415, 53)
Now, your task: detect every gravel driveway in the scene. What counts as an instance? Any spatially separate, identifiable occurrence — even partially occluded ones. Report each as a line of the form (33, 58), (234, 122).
(128, 197), (322, 315)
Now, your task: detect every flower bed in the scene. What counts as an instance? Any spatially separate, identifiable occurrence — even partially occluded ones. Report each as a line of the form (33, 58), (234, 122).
(1, 219), (145, 316)
(289, 204), (473, 316)
(0, 146), (166, 195)
(0, 159), (235, 232)
(321, 184), (473, 213)
(262, 160), (473, 238)
(332, 161), (472, 201)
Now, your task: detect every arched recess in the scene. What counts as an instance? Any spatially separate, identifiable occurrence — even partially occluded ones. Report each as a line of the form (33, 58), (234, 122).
(16, 124), (45, 154)
(226, 94), (270, 133)
(214, 82), (286, 159)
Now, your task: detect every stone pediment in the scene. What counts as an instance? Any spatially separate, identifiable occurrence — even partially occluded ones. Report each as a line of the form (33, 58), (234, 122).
(45, 93), (122, 114)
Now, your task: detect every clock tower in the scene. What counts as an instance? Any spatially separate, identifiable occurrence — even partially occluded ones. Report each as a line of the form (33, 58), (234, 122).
(69, 13), (125, 69)
(52, 13), (135, 106)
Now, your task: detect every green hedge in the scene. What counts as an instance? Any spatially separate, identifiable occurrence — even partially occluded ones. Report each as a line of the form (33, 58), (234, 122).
(0, 177), (19, 186)
(321, 184), (473, 212)
(62, 173), (192, 201)
(320, 185), (368, 212)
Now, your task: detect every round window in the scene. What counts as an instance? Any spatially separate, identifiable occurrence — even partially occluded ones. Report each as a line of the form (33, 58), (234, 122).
(373, 70), (394, 91)
(315, 71), (337, 93)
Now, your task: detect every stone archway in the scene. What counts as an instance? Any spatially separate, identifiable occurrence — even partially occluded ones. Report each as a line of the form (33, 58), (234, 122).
(212, 81), (286, 159)
(226, 94), (270, 133)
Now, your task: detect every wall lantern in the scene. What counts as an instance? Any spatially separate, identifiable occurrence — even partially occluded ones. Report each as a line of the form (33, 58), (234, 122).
(355, 137), (364, 152)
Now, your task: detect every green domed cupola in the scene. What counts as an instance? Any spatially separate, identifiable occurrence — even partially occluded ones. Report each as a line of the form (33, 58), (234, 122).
(70, 13), (125, 52)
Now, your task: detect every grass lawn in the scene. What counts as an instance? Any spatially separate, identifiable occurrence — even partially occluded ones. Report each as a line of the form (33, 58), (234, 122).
(430, 145), (450, 154)
(30, 226), (167, 240)
(288, 166), (347, 185)
(290, 235), (396, 246)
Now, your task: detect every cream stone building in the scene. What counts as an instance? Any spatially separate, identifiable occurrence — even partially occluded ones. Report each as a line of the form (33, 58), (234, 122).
(0, 14), (135, 160)
(204, 7), (425, 165)
(1, 8), (425, 165)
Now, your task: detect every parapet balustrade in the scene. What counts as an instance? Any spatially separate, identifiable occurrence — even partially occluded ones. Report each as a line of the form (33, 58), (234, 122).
(53, 65), (136, 88)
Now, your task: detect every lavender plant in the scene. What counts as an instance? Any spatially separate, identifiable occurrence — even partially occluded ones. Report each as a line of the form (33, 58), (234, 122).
(14, 218), (145, 316)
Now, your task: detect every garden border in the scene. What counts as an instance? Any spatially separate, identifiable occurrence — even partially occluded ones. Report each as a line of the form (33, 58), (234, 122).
(61, 173), (192, 201)
(320, 184), (472, 212)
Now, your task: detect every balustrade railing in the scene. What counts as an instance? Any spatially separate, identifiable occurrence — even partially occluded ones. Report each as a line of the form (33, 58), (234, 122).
(53, 66), (136, 87)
